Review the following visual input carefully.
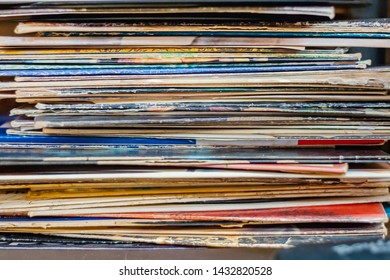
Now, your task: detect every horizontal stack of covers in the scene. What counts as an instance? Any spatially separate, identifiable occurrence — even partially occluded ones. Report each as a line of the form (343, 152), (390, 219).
(0, 0), (388, 248)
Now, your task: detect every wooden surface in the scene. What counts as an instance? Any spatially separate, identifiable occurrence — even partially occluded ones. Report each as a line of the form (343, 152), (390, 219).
(0, 247), (277, 260)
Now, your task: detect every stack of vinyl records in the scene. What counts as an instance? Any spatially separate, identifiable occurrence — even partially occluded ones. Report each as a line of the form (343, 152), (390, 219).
(0, 0), (388, 248)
